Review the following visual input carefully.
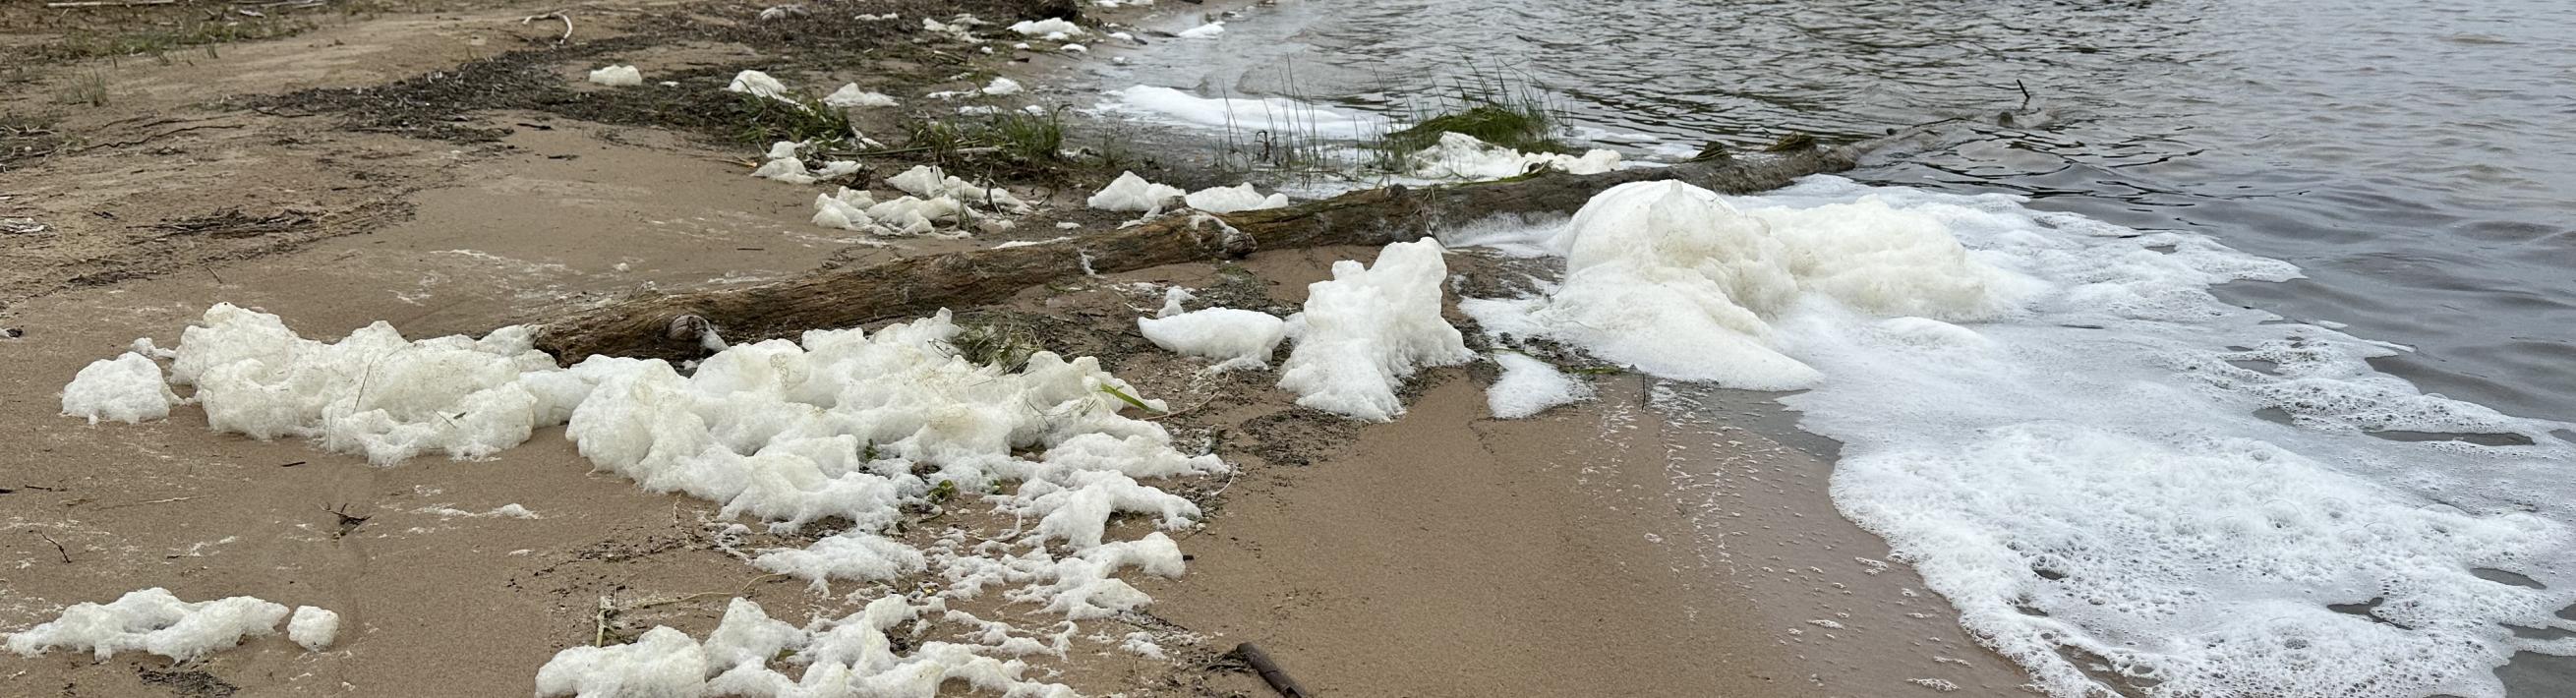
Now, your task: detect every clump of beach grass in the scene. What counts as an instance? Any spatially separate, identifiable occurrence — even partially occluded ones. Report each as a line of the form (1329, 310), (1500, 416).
(1367, 63), (1570, 170)
(732, 91), (856, 147)
(947, 316), (1043, 372)
(1198, 59), (1572, 180)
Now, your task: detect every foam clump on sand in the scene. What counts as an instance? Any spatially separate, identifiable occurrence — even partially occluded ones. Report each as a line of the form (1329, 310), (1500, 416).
(540, 597), (1087, 698)
(5, 589), (326, 662)
(1086, 171), (1186, 212)
(1181, 183), (1289, 213)
(823, 84), (900, 108)
(70, 306), (1219, 550)
(1276, 239), (1473, 420)
(1462, 180), (2020, 390)
(812, 166), (1027, 237)
(726, 70), (793, 101)
(1484, 353), (1591, 419)
(161, 303), (559, 464)
(1139, 309), (1286, 370)
(753, 141), (863, 186)
(68, 306), (1227, 685)
(889, 165), (1029, 213)
(586, 65), (643, 87)
(287, 606), (340, 651)
(1008, 18), (1084, 39)
(1408, 132), (1622, 180)
(61, 352), (176, 425)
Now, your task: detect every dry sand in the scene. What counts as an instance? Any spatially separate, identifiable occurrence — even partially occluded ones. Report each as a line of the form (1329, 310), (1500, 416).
(1, 1), (2046, 696)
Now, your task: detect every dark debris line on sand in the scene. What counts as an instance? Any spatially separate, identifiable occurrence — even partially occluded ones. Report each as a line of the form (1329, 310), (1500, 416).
(255, 1), (1054, 145)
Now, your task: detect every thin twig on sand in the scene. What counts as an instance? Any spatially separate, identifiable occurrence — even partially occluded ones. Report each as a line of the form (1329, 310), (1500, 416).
(522, 11), (574, 44)
(35, 531), (72, 563)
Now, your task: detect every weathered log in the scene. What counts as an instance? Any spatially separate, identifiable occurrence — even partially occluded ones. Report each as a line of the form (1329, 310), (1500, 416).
(531, 143), (1864, 364)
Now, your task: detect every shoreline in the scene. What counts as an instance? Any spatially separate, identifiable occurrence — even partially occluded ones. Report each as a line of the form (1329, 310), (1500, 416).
(0, 1), (2048, 696)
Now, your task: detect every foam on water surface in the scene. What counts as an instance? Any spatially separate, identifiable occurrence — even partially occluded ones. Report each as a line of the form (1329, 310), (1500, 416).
(1458, 176), (2576, 698)
(1096, 86), (1381, 141)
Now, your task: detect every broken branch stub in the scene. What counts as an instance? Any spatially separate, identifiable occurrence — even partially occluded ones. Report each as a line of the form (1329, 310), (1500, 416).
(529, 144), (1866, 364)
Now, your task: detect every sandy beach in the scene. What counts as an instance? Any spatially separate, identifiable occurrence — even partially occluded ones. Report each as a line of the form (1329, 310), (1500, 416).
(16, 1), (2566, 697)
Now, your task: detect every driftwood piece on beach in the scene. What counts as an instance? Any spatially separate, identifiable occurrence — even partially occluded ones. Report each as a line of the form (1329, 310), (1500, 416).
(530, 144), (1864, 364)
(1233, 642), (1312, 698)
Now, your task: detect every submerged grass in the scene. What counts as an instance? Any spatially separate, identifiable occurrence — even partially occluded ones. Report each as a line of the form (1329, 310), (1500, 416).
(1197, 59), (1571, 181)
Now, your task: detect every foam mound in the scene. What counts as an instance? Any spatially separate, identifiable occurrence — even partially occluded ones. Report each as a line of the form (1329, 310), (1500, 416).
(61, 352), (176, 425)
(1464, 180), (2022, 390)
(538, 597), (1090, 698)
(66, 305), (1230, 691)
(1276, 239), (1473, 420)
(1085, 171), (1186, 212)
(6, 589), (321, 662)
(1181, 183), (1290, 213)
(1139, 308), (1287, 370)
(1407, 132), (1622, 180)
(586, 65), (643, 87)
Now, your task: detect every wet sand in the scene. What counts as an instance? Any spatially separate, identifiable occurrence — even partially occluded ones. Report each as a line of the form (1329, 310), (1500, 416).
(1144, 372), (2035, 698)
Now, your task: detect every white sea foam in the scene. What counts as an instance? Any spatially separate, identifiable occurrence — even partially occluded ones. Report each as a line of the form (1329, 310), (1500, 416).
(1277, 239), (1473, 421)
(1457, 176), (2576, 698)
(1484, 353), (1591, 419)
(1097, 86), (1381, 140)
(65, 306), (1227, 693)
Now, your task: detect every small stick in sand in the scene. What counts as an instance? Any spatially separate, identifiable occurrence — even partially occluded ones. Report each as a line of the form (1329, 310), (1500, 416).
(521, 11), (574, 44)
(36, 531), (71, 563)
(1232, 643), (1311, 698)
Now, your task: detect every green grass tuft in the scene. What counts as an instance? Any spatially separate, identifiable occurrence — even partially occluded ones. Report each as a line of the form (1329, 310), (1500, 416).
(1381, 102), (1565, 155)
(730, 91), (854, 147)
(53, 70), (109, 107)
(986, 109), (1065, 163)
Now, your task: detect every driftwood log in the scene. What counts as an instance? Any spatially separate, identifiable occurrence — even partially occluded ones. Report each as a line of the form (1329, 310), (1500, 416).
(531, 143), (1868, 364)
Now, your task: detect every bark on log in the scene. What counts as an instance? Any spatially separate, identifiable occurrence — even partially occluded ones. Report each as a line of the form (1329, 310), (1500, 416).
(531, 144), (1866, 364)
